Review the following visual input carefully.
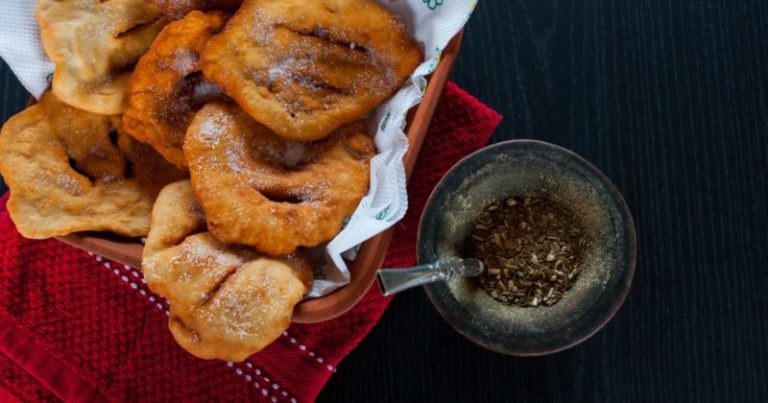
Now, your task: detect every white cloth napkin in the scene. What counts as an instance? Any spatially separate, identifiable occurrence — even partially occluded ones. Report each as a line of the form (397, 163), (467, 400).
(0, 0), (53, 99)
(0, 0), (478, 297)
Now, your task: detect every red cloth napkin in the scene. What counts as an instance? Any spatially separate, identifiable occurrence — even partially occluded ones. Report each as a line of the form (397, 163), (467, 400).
(0, 82), (501, 402)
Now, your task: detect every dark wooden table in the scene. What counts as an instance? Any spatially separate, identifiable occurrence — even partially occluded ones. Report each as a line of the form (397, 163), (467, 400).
(2, 0), (767, 401)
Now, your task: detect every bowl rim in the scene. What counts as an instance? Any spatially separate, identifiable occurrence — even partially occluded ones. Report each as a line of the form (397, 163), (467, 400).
(416, 139), (638, 356)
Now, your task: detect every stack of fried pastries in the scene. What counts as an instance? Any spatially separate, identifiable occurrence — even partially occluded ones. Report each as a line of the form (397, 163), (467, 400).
(0, 0), (422, 361)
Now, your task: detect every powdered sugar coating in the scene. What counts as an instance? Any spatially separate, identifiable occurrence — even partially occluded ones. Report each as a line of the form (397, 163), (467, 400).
(141, 180), (313, 361)
(122, 10), (227, 168)
(184, 103), (375, 256)
(201, 0), (422, 140)
(171, 49), (199, 73)
(196, 108), (232, 148)
(0, 92), (185, 239)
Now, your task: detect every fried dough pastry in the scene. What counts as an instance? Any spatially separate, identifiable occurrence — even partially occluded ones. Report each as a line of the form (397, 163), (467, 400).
(184, 103), (374, 256)
(124, 11), (227, 168)
(36, 0), (169, 115)
(147, 0), (242, 19)
(202, 0), (423, 141)
(142, 180), (313, 361)
(0, 92), (185, 239)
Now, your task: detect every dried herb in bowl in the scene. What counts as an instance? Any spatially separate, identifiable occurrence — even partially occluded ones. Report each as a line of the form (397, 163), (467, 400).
(468, 196), (591, 307)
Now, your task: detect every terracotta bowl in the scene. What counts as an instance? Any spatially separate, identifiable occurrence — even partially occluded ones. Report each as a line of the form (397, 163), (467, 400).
(417, 140), (637, 355)
(55, 32), (465, 324)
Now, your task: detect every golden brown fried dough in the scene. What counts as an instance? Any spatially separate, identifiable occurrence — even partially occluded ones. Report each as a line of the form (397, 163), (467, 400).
(36, 0), (168, 115)
(0, 92), (185, 239)
(147, 0), (242, 19)
(184, 103), (374, 256)
(202, 0), (422, 141)
(124, 11), (227, 168)
(142, 180), (312, 361)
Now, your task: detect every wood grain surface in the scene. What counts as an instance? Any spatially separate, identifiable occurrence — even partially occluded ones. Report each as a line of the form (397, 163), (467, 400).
(1, 0), (767, 401)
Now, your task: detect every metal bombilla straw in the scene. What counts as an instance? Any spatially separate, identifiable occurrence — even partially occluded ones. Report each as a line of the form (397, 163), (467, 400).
(376, 258), (485, 296)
